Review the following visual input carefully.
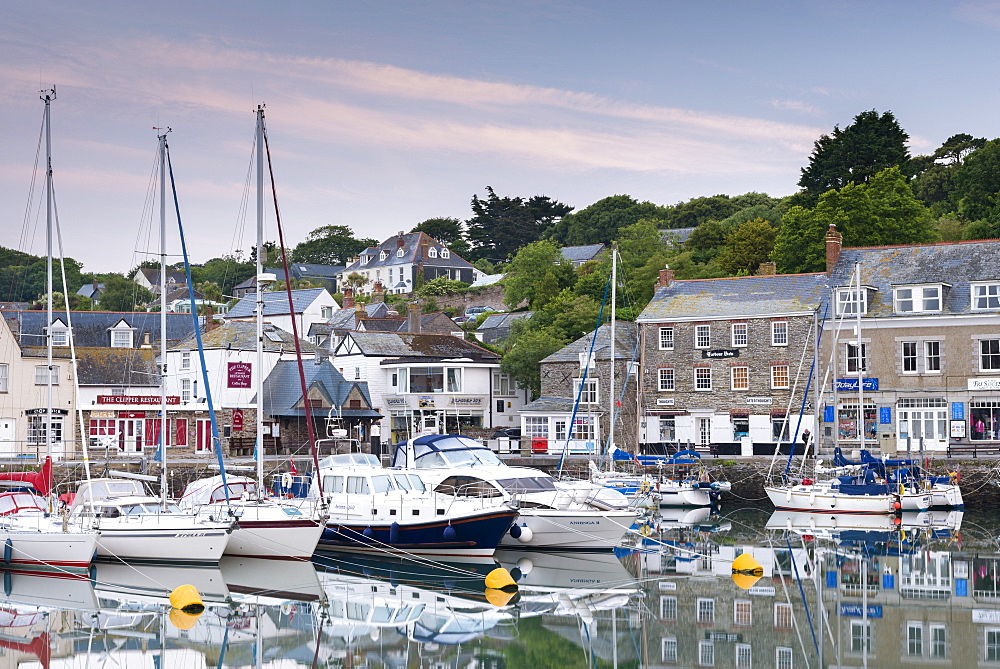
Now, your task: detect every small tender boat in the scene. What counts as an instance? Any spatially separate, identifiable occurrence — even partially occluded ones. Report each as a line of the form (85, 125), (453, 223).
(590, 448), (731, 508)
(178, 475), (324, 560)
(392, 434), (639, 550)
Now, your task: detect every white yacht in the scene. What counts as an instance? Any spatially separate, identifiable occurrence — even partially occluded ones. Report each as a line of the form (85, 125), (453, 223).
(391, 434), (639, 550)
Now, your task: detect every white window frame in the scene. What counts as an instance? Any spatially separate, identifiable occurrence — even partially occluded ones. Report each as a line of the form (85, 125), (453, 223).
(734, 599), (752, 626)
(50, 325), (70, 347)
(696, 597), (715, 624)
(0, 363), (7, 393)
(846, 343), (868, 373)
(379, 250), (388, 261)
(925, 340), (941, 373)
(771, 321), (788, 346)
(988, 628), (1000, 662)
(694, 368), (712, 391)
(441, 248), (450, 259)
(34, 365), (58, 385)
(775, 646), (793, 669)
(930, 624), (947, 659)
(972, 282), (1000, 311)
(110, 326), (133, 348)
(661, 637), (678, 663)
(731, 323), (747, 347)
(907, 621), (924, 657)
(894, 284), (943, 313)
(695, 325), (711, 349)
(524, 416), (548, 440)
(699, 640), (715, 667)
(850, 620), (872, 653)
(396, 248), (405, 257)
(836, 288), (867, 316)
(493, 372), (514, 396)
(181, 378), (192, 403)
(731, 366), (749, 391)
(774, 602), (793, 628)
(181, 351), (191, 370)
(659, 595), (677, 621)
(659, 326), (675, 350)
(771, 365), (790, 389)
(578, 351), (596, 369)
(427, 247), (438, 258)
(735, 643), (752, 668)
(573, 377), (599, 404)
(901, 341), (918, 373)
(658, 368), (675, 392)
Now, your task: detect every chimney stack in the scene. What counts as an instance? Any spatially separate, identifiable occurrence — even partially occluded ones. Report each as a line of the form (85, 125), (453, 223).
(343, 288), (354, 309)
(825, 224), (843, 275)
(408, 302), (422, 334)
(657, 266), (675, 288)
(372, 282), (384, 303)
(757, 261), (776, 276)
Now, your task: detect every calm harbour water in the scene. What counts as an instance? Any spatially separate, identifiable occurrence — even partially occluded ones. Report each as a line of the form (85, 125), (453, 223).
(3, 505), (995, 668)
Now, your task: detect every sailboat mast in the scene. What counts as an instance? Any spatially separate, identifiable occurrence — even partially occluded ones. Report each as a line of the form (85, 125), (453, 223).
(43, 87), (54, 469)
(158, 129), (169, 505)
(255, 105), (265, 488)
(609, 245), (616, 456)
(855, 263), (864, 446)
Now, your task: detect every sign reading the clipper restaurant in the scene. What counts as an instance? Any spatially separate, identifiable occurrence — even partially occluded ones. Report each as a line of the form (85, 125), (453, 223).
(227, 362), (252, 388)
(702, 349), (738, 359)
(98, 395), (180, 405)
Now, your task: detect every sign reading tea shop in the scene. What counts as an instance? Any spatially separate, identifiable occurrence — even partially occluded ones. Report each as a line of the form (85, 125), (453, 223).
(227, 362), (252, 388)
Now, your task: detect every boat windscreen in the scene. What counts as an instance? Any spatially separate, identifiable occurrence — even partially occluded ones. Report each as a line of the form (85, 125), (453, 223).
(495, 476), (556, 493)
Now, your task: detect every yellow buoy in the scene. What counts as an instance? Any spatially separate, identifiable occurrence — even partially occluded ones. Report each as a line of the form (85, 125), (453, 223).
(169, 584), (205, 614)
(484, 567), (516, 590)
(168, 607), (202, 630)
(731, 552), (764, 590)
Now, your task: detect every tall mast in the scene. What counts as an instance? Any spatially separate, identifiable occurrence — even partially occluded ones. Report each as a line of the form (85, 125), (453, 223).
(608, 245), (617, 455)
(42, 87), (55, 474)
(158, 129), (170, 504)
(255, 105), (266, 487)
(855, 262), (864, 445)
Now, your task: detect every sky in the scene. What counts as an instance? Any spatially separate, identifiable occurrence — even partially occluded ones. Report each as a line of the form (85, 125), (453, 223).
(3, 1), (1000, 275)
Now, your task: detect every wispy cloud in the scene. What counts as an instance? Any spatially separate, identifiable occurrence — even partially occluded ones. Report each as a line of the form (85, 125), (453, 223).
(770, 99), (822, 115)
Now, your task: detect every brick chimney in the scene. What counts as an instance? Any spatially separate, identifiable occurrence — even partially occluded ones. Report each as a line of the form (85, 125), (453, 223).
(343, 288), (354, 309)
(372, 282), (384, 303)
(408, 302), (422, 333)
(757, 261), (776, 276)
(825, 224), (843, 275)
(657, 266), (675, 288)
(396, 233), (405, 248)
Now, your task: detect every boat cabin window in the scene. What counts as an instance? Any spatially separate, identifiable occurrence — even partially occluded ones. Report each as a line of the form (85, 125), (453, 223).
(346, 601), (370, 621)
(496, 476), (556, 493)
(0, 492), (46, 515)
(434, 476), (503, 497)
(441, 448), (503, 467)
(323, 475), (345, 494)
(211, 481), (254, 502)
(101, 506), (122, 518)
(371, 475), (395, 494)
(346, 476), (370, 495)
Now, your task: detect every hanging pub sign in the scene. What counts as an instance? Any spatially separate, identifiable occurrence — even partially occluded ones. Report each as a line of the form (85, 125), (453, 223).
(227, 362), (252, 388)
(702, 349), (739, 359)
(232, 409), (244, 431)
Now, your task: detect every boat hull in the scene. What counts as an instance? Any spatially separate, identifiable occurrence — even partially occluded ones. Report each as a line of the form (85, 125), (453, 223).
(765, 484), (897, 515)
(0, 528), (97, 575)
(94, 524), (231, 565)
(227, 514), (324, 560)
(500, 509), (636, 550)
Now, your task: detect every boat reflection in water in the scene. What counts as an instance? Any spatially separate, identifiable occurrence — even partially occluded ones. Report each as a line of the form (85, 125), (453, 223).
(9, 506), (1000, 666)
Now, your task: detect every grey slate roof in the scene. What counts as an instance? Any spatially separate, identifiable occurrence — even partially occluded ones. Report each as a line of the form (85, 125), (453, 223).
(521, 396), (578, 413)
(560, 244), (605, 264)
(224, 288), (328, 319)
(74, 347), (158, 386)
(76, 283), (105, 299)
(342, 232), (475, 273)
(1, 310), (197, 348)
(479, 312), (530, 331)
(637, 273), (829, 322)
(830, 240), (1000, 317)
(662, 227), (696, 244)
(339, 332), (499, 363)
(171, 320), (319, 353)
(260, 358), (379, 418)
(321, 303), (392, 333)
(541, 321), (639, 364)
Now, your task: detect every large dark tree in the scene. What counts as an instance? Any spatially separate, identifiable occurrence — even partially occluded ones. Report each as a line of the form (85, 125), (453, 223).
(291, 225), (378, 266)
(550, 195), (668, 246)
(465, 187), (571, 261)
(797, 110), (910, 204)
(410, 217), (472, 258)
(953, 138), (1000, 231)
(0, 247), (84, 303)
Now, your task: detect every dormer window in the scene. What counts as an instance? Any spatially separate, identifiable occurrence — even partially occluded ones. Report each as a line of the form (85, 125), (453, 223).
(396, 248), (405, 257)
(894, 284), (943, 313)
(972, 282), (1000, 311)
(835, 288), (868, 316)
(379, 250), (388, 261)
(361, 255), (370, 265)
(578, 352), (595, 369)
(48, 322), (70, 347)
(441, 248), (450, 259)
(428, 247), (438, 259)
(110, 321), (134, 348)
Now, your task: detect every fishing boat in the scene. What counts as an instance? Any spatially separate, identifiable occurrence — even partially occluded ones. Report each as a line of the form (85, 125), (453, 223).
(392, 434), (639, 550)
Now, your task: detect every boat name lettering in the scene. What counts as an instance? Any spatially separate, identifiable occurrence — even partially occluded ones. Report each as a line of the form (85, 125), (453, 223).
(570, 521), (599, 525)
(175, 532), (208, 537)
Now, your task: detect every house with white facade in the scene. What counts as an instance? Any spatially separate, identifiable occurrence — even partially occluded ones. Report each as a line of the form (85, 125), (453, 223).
(133, 267), (186, 295)
(223, 288), (338, 338)
(339, 231), (483, 296)
(331, 331), (527, 442)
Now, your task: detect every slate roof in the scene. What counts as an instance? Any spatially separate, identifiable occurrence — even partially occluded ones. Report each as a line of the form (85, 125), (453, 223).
(479, 312), (531, 331)
(171, 320), (319, 353)
(636, 273), (828, 322)
(147, 286), (205, 309)
(224, 288), (329, 319)
(260, 358), (380, 418)
(319, 303), (393, 334)
(521, 396), (578, 413)
(541, 322), (639, 364)
(76, 283), (105, 299)
(560, 244), (605, 265)
(339, 332), (499, 363)
(662, 227), (696, 244)
(360, 317), (407, 332)
(342, 232), (475, 273)
(830, 240), (1000, 317)
(1, 310), (197, 348)
(136, 267), (186, 287)
(74, 347), (158, 386)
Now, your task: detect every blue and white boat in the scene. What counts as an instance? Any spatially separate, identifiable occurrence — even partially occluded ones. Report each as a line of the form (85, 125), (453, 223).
(590, 447), (731, 508)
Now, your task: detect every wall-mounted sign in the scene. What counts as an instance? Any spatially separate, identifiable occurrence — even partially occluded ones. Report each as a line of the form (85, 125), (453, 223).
(447, 396), (484, 407)
(656, 398), (676, 406)
(417, 396), (436, 408)
(227, 362), (252, 388)
(24, 408), (69, 415)
(384, 396), (407, 407)
(879, 407), (892, 424)
(746, 397), (773, 405)
(952, 402), (965, 420)
(702, 349), (739, 359)
(835, 378), (879, 392)
(117, 411), (147, 419)
(969, 377), (1000, 391)
(98, 395), (180, 405)
(840, 604), (882, 618)
(951, 419), (966, 438)
(232, 409), (244, 431)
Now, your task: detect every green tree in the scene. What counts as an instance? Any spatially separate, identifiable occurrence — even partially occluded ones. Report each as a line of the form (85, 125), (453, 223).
(500, 324), (567, 398)
(292, 225), (378, 265)
(685, 219), (728, 265)
(953, 139), (1000, 227)
(532, 289), (604, 342)
(501, 240), (575, 310)
(551, 195), (668, 246)
(797, 110), (910, 203)
(99, 275), (155, 311)
(414, 277), (468, 297)
(465, 187), (571, 261)
(717, 218), (778, 276)
(410, 217), (472, 258)
(775, 167), (935, 273)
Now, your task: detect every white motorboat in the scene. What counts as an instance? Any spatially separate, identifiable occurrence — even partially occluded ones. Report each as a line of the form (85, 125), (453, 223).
(178, 475), (324, 560)
(391, 434), (639, 550)
(69, 478), (233, 564)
